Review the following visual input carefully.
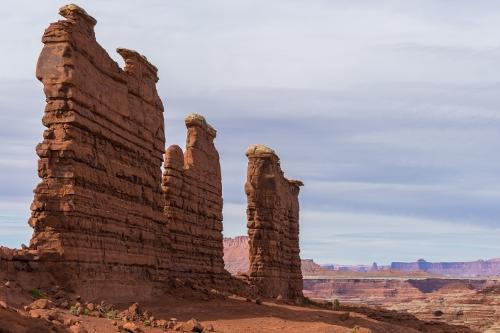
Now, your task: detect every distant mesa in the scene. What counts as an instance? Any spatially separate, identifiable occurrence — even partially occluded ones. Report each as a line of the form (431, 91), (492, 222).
(223, 236), (250, 275)
(224, 236), (500, 278)
(390, 258), (500, 277)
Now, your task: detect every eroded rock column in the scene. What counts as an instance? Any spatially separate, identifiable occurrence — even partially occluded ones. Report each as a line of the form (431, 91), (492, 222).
(245, 145), (303, 299)
(28, 4), (169, 298)
(163, 114), (227, 282)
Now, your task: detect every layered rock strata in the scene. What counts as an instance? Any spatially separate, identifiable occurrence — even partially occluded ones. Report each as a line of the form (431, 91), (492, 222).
(388, 282), (500, 332)
(23, 4), (169, 299)
(0, 3), (304, 302)
(163, 114), (227, 281)
(245, 145), (304, 299)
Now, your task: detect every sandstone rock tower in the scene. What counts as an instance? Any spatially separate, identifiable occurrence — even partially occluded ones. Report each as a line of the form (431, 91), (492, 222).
(163, 114), (227, 281)
(1, 3), (305, 302)
(245, 145), (304, 299)
(28, 4), (169, 297)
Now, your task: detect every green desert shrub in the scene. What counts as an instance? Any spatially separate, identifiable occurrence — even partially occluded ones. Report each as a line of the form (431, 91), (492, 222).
(29, 288), (43, 299)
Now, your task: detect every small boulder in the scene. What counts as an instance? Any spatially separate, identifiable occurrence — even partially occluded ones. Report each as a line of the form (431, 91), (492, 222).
(0, 300), (7, 309)
(28, 298), (52, 310)
(69, 323), (88, 333)
(184, 318), (204, 332)
(205, 323), (215, 332)
(4, 281), (10, 288)
(64, 318), (75, 327)
(167, 318), (178, 328)
(86, 303), (95, 311)
(157, 319), (167, 327)
(123, 321), (143, 333)
(29, 311), (41, 319)
(128, 302), (140, 315)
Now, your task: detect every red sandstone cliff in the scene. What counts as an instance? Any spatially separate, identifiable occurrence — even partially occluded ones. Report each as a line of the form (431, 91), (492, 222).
(245, 145), (303, 300)
(30, 4), (169, 299)
(163, 114), (228, 282)
(1, 4), (234, 301)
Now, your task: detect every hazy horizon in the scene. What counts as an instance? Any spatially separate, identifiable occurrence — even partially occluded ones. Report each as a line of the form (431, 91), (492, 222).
(1, 1), (499, 265)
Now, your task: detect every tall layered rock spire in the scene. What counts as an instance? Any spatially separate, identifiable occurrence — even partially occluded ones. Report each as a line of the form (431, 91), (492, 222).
(30, 3), (168, 299)
(245, 144), (304, 299)
(163, 114), (227, 282)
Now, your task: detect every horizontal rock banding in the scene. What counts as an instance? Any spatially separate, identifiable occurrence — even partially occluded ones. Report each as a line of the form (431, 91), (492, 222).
(163, 114), (227, 281)
(1, 4), (305, 302)
(245, 145), (303, 299)
(28, 4), (169, 298)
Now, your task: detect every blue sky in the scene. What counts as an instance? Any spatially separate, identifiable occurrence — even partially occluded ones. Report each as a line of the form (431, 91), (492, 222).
(1, 0), (499, 265)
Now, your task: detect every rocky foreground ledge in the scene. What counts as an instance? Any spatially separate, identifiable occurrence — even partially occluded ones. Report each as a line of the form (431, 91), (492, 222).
(0, 274), (476, 333)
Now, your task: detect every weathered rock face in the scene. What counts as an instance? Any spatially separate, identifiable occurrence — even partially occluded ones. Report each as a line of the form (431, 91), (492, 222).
(304, 278), (486, 304)
(388, 282), (500, 332)
(245, 145), (303, 299)
(1, 3), (305, 302)
(26, 4), (169, 298)
(163, 114), (227, 281)
(304, 276), (500, 331)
